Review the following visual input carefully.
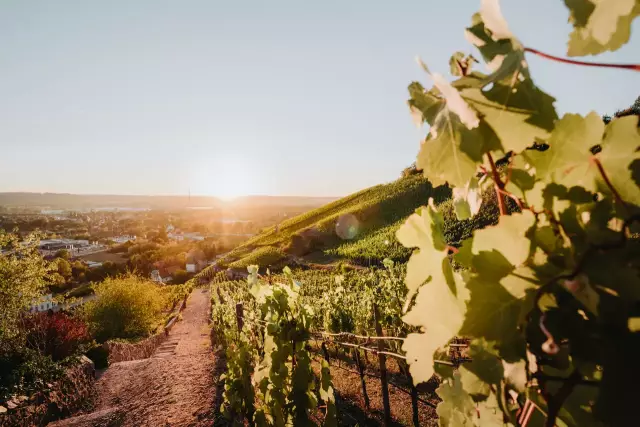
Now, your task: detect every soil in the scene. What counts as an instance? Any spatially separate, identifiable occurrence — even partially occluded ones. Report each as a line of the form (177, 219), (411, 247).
(67, 288), (218, 427)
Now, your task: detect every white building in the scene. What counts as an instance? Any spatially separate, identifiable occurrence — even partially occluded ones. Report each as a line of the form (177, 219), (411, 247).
(30, 294), (58, 312)
(110, 235), (136, 244)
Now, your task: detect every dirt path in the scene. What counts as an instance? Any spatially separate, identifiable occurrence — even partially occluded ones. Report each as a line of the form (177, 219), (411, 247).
(74, 288), (218, 426)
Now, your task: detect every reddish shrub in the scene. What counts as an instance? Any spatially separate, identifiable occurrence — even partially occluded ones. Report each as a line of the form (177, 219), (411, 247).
(23, 312), (91, 361)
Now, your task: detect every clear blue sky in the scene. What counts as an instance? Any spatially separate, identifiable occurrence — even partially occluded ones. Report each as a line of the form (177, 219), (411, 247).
(1, 0), (638, 198)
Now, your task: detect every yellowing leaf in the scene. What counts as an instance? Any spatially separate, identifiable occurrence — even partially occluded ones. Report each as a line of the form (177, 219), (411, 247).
(480, 0), (513, 40)
(565, 0), (640, 56)
(472, 210), (536, 267)
(431, 73), (480, 130)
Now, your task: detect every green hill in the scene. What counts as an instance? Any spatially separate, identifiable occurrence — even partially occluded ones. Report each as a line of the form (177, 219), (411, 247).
(216, 174), (451, 268)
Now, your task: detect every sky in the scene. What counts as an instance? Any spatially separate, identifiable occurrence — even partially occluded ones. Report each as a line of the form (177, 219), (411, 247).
(0, 0), (638, 198)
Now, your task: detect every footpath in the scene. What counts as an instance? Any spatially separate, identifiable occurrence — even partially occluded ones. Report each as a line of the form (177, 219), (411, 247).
(52, 288), (218, 427)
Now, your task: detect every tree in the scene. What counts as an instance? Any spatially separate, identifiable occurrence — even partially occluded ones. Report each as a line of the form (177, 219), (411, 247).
(55, 257), (72, 280)
(0, 231), (50, 342)
(54, 249), (70, 260)
(171, 269), (191, 284)
(83, 274), (167, 342)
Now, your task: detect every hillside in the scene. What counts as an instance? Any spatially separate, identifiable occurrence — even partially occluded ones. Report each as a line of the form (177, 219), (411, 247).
(216, 174), (452, 269)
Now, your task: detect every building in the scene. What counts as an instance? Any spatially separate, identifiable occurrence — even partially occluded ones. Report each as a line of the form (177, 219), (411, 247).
(85, 261), (103, 269)
(30, 294), (58, 312)
(110, 235), (136, 244)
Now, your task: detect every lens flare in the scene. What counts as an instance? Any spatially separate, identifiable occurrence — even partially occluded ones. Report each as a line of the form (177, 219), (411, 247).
(335, 214), (360, 240)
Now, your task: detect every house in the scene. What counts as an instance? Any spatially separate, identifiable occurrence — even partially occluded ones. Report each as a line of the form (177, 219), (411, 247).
(110, 235), (136, 244)
(30, 294), (58, 312)
(85, 261), (103, 269)
(150, 269), (172, 284)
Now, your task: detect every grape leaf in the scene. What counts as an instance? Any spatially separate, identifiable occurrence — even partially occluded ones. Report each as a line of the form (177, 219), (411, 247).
(459, 339), (504, 401)
(403, 269), (468, 384)
(452, 177), (483, 220)
(436, 372), (478, 425)
(597, 115), (640, 205)
(527, 112), (605, 193)
(529, 114), (640, 206)
(437, 372), (508, 426)
(565, 0), (640, 56)
(460, 76), (558, 153)
(396, 203), (449, 303)
(461, 251), (537, 360)
(480, 0), (513, 40)
(472, 210), (536, 266)
(418, 119), (497, 187)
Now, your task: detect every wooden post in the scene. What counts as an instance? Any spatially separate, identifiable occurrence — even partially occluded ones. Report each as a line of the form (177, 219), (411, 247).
(235, 302), (244, 331)
(354, 348), (370, 410)
(410, 377), (420, 427)
(373, 304), (392, 426)
(321, 342), (331, 363)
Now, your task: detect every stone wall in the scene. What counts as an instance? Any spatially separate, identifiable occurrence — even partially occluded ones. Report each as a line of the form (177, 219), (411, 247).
(0, 357), (95, 427)
(103, 332), (166, 364)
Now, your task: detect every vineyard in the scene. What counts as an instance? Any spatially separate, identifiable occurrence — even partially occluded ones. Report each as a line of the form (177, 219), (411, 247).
(207, 0), (640, 426)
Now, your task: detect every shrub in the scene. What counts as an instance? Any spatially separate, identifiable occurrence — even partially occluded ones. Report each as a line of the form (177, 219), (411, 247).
(85, 344), (109, 369)
(23, 312), (91, 362)
(0, 345), (64, 400)
(83, 274), (167, 342)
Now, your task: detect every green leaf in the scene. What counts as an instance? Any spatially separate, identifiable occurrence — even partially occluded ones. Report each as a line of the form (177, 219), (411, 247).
(452, 178), (483, 220)
(461, 252), (538, 360)
(396, 202), (449, 302)
(472, 210), (536, 267)
(402, 269), (468, 384)
(461, 77), (558, 153)
(459, 339), (504, 401)
(436, 372), (478, 425)
(437, 372), (508, 426)
(527, 112), (604, 192)
(528, 114), (640, 206)
(597, 115), (640, 205)
(565, 0), (640, 56)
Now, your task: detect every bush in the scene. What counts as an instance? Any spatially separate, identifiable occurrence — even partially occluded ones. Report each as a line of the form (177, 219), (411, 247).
(83, 274), (167, 342)
(0, 345), (64, 400)
(85, 345), (109, 369)
(23, 312), (91, 362)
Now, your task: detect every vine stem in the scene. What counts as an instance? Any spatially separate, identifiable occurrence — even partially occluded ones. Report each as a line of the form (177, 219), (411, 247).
(486, 152), (507, 215)
(524, 47), (640, 72)
(591, 156), (628, 212)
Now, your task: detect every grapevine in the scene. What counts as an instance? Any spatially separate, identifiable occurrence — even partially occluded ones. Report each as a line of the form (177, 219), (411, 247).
(400, 0), (640, 426)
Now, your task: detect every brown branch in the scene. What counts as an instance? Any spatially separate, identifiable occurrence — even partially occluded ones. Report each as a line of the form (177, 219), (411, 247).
(545, 369), (582, 427)
(525, 47), (640, 72)
(591, 156), (628, 212)
(486, 152), (507, 215)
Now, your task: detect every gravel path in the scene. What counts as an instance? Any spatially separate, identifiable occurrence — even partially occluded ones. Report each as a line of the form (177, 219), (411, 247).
(89, 288), (217, 427)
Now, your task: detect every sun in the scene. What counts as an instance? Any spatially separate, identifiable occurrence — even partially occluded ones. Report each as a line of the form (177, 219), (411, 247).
(189, 157), (256, 200)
